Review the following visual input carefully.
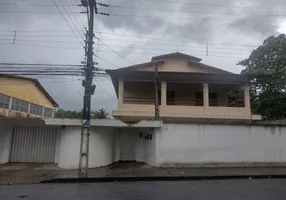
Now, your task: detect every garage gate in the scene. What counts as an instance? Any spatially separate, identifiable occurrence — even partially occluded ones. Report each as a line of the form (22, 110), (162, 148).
(10, 126), (60, 163)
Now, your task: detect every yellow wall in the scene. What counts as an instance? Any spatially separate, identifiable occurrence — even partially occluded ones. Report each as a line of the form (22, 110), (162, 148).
(135, 59), (209, 73)
(0, 77), (54, 109)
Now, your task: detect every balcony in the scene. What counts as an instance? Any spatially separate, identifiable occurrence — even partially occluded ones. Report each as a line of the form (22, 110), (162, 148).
(113, 81), (261, 122)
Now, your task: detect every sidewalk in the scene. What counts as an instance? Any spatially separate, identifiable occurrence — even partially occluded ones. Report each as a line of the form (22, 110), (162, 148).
(1, 163), (286, 185)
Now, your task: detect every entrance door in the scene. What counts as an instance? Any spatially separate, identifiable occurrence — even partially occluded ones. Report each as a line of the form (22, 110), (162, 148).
(10, 126), (59, 163)
(120, 128), (137, 161)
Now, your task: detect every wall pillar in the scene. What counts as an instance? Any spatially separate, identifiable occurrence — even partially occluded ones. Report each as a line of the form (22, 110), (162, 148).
(244, 84), (251, 113)
(203, 83), (209, 112)
(161, 81), (167, 106)
(118, 78), (124, 107)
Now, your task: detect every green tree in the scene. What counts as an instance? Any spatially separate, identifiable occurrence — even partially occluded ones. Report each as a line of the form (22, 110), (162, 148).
(54, 109), (82, 119)
(237, 34), (286, 120)
(91, 108), (109, 119)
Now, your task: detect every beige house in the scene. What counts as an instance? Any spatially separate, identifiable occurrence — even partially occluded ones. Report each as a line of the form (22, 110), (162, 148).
(107, 52), (261, 122)
(0, 74), (58, 118)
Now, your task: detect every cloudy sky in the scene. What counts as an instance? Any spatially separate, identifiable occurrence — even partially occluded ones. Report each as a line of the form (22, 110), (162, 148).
(0, 0), (286, 113)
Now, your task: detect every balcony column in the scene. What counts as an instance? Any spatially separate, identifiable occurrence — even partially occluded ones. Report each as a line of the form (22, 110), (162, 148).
(203, 83), (209, 113)
(118, 78), (124, 107)
(161, 81), (167, 106)
(244, 84), (250, 109)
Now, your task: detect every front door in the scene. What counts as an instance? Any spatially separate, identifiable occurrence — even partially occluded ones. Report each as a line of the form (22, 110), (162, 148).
(120, 128), (137, 161)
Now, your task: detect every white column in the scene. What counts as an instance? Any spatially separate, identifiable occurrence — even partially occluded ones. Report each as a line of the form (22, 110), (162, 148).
(161, 81), (167, 106)
(118, 78), (124, 107)
(203, 83), (209, 108)
(244, 84), (250, 109)
(8, 96), (12, 110)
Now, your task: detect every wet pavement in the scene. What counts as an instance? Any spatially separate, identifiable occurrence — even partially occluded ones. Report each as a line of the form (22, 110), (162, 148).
(1, 179), (286, 200)
(2, 163), (286, 185)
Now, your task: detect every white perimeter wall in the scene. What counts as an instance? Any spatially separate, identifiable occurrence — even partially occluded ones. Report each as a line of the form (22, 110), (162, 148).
(156, 123), (286, 167)
(0, 125), (13, 164)
(58, 126), (114, 169)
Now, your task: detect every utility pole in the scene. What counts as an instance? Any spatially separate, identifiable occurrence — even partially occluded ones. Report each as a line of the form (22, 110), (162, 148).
(79, 0), (96, 177)
(154, 63), (160, 120)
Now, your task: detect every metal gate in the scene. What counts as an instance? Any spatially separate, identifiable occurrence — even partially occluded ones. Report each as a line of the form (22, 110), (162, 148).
(10, 126), (59, 163)
(120, 128), (137, 161)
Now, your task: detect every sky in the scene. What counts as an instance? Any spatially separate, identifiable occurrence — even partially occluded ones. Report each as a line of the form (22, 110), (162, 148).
(0, 0), (286, 114)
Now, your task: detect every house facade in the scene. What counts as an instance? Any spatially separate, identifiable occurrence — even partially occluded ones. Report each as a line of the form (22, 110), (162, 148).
(107, 52), (261, 122)
(0, 74), (58, 118)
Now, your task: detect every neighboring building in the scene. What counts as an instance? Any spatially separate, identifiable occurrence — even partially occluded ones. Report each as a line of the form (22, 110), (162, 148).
(0, 74), (58, 118)
(107, 52), (261, 122)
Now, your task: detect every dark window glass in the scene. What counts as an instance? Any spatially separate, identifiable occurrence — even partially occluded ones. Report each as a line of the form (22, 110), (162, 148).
(11, 98), (29, 113)
(0, 93), (10, 109)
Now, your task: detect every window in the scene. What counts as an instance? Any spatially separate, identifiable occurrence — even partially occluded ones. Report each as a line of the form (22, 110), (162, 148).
(11, 98), (29, 113)
(195, 92), (203, 106)
(0, 93), (10, 109)
(44, 107), (53, 118)
(167, 91), (175, 105)
(30, 103), (43, 116)
(209, 93), (218, 106)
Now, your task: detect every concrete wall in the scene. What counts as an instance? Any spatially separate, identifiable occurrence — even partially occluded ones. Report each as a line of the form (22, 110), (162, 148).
(0, 125), (13, 164)
(156, 123), (286, 167)
(58, 127), (114, 169)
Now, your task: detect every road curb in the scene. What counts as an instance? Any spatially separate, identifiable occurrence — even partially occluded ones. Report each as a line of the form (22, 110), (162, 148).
(40, 174), (286, 183)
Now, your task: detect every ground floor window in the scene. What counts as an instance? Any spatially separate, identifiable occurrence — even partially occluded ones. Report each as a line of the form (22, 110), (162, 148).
(30, 103), (43, 116)
(11, 98), (29, 113)
(0, 93), (10, 109)
(44, 107), (53, 117)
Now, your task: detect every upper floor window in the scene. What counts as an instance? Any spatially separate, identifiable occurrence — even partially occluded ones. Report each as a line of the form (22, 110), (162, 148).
(30, 103), (43, 116)
(195, 92), (203, 106)
(209, 93), (218, 106)
(11, 98), (29, 113)
(0, 93), (10, 109)
(43, 107), (53, 118)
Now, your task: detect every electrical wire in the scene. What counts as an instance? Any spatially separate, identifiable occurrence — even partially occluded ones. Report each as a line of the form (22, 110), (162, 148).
(96, 56), (120, 69)
(0, 42), (83, 50)
(0, 38), (81, 44)
(107, 0), (286, 10)
(110, 5), (286, 17)
(66, 0), (87, 31)
(110, 14), (284, 23)
(63, 0), (86, 36)
(52, 0), (84, 47)
(95, 37), (134, 65)
(94, 32), (257, 48)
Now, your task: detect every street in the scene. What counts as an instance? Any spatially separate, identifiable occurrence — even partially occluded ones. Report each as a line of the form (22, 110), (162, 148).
(0, 179), (286, 200)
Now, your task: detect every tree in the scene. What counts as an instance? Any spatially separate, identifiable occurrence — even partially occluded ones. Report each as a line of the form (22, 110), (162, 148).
(237, 34), (286, 120)
(54, 109), (82, 119)
(91, 108), (109, 119)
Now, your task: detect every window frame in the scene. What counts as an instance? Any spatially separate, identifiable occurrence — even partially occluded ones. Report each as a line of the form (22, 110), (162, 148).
(43, 107), (53, 118)
(11, 98), (29, 113)
(30, 103), (43, 116)
(0, 93), (10, 109)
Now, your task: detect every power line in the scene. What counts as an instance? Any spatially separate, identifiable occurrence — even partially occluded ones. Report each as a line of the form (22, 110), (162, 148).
(111, 5), (286, 17)
(99, 38), (250, 51)
(95, 37), (134, 65)
(63, 0), (86, 35)
(52, 0), (84, 47)
(96, 56), (120, 69)
(101, 44), (250, 55)
(0, 38), (81, 44)
(0, 10), (80, 14)
(108, 0), (286, 10)
(0, 63), (84, 67)
(0, 34), (78, 38)
(94, 32), (257, 48)
(110, 14), (284, 23)
(0, 42), (83, 50)
(66, 0), (87, 30)
(0, 3), (78, 7)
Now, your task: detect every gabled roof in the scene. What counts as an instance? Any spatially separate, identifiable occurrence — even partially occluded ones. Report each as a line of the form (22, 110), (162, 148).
(113, 59), (165, 71)
(151, 52), (202, 62)
(0, 74), (58, 107)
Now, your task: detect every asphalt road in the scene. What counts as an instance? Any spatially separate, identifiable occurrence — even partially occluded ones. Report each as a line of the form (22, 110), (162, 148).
(0, 179), (286, 200)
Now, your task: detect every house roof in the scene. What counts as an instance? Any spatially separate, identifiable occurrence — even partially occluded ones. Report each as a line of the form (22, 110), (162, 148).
(151, 52), (202, 62)
(0, 74), (58, 107)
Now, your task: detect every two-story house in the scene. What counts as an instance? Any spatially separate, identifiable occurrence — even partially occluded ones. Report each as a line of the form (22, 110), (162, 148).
(0, 74), (58, 118)
(107, 52), (261, 122)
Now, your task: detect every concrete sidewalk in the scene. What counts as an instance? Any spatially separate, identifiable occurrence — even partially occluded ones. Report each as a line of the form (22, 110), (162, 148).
(1, 163), (286, 185)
